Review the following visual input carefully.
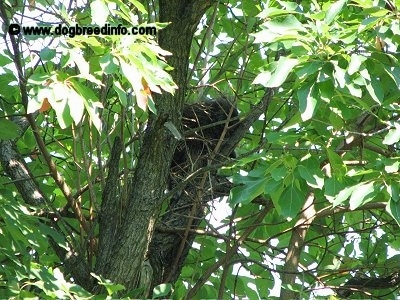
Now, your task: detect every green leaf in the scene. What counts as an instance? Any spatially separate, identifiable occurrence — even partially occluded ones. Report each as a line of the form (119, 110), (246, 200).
(384, 160), (400, 174)
(0, 119), (20, 140)
(297, 164), (324, 189)
(332, 185), (356, 207)
(70, 80), (103, 132)
(127, 0), (148, 14)
(91, 273), (125, 295)
(0, 53), (13, 65)
(349, 181), (375, 209)
(266, 15), (304, 33)
(47, 83), (73, 129)
(383, 123), (400, 145)
(325, 177), (346, 202)
(348, 54), (366, 75)
(326, 148), (346, 179)
(333, 63), (347, 88)
(164, 121), (182, 140)
(90, 0), (109, 25)
(100, 53), (118, 75)
(276, 184), (306, 218)
(265, 57), (299, 88)
(387, 198), (400, 227)
(384, 66), (400, 88)
(297, 81), (318, 121)
(113, 81), (127, 106)
(69, 48), (89, 76)
(67, 88), (85, 125)
(40, 48), (56, 61)
(229, 176), (269, 205)
(365, 77), (384, 104)
(325, 0), (346, 25)
(295, 61), (323, 80)
(388, 183), (400, 202)
(153, 283), (172, 298)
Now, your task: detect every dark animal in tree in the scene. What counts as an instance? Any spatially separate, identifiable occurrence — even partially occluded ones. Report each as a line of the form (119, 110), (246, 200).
(148, 97), (238, 290)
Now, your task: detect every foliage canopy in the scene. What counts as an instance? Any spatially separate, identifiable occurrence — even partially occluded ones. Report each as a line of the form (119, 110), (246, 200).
(0, 0), (399, 299)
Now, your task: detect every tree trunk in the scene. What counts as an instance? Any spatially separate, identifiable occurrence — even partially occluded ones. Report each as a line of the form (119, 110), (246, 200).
(94, 0), (215, 291)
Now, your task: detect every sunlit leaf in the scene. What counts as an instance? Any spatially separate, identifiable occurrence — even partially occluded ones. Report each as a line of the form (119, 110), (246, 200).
(325, 0), (346, 25)
(265, 57), (299, 88)
(90, 0), (109, 25)
(297, 81), (318, 121)
(383, 123), (400, 145)
(349, 181), (375, 209)
(387, 198), (400, 226)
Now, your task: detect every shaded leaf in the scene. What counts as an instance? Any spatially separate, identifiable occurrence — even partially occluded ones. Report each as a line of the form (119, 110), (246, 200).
(230, 177), (269, 205)
(0, 119), (20, 140)
(276, 184), (305, 218)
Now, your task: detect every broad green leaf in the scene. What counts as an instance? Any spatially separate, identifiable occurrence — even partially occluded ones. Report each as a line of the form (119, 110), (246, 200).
(297, 164), (324, 189)
(383, 123), (400, 145)
(153, 283), (172, 298)
(0, 54), (12, 65)
(120, 59), (145, 109)
(253, 70), (271, 86)
(295, 61), (323, 80)
(297, 81), (317, 121)
(326, 148), (346, 179)
(346, 82), (362, 98)
(70, 80), (103, 131)
(69, 48), (89, 76)
(113, 81), (127, 106)
(349, 181), (375, 209)
(384, 66), (400, 88)
(67, 88), (85, 125)
(265, 57), (299, 88)
(28, 73), (52, 85)
(100, 53), (119, 75)
(90, 0), (109, 25)
(325, 177), (346, 202)
(333, 64), (347, 88)
(332, 185), (357, 207)
(28, 87), (55, 114)
(387, 198), (400, 227)
(348, 54), (366, 75)
(276, 184), (305, 218)
(266, 15), (304, 33)
(48, 83), (73, 129)
(229, 176), (269, 205)
(358, 17), (380, 33)
(329, 111), (344, 129)
(39, 48), (56, 61)
(164, 121), (182, 140)
(388, 183), (400, 202)
(0, 119), (20, 140)
(325, 0), (346, 25)
(384, 160), (400, 174)
(91, 273), (125, 295)
(365, 77), (384, 104)
(0, 73), (18, 98)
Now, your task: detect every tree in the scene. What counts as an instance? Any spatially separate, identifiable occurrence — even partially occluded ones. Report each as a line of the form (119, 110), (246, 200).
(0, 0), (399, 299)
